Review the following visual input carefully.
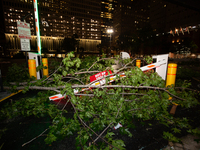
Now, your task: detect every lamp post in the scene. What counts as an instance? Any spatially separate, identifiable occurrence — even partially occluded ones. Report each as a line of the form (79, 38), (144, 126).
(107, 29), (113, 51)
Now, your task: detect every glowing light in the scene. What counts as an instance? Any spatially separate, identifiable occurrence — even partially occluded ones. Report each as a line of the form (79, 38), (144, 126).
(107, 29), (113, 33)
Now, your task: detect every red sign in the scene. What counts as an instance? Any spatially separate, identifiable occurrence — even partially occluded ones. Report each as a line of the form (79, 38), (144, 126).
(90, 70), (112, 82)
(17, 21), (31, 39)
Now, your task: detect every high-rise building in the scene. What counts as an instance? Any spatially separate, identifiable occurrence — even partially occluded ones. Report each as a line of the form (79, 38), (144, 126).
(100, 0), (117, 46)
(1, 0), (101, 56)
(113, 0), (150, 43)
(150, 0), (200, 33)
(149, 0), (200, 54)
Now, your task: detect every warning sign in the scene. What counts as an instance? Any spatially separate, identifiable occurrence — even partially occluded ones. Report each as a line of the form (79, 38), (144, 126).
(17, 21), (31, 39)
(20, 38), (30, 51)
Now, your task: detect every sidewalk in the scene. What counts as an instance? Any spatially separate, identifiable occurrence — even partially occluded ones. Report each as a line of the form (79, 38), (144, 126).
(0, 90), (22, 103)
(163, 134), (200, 150)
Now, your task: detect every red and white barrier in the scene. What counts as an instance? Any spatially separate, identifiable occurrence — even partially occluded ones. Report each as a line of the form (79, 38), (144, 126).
(49, 54), (169, 101)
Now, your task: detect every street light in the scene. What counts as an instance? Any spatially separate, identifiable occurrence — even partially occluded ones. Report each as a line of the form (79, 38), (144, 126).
(107, 29), (113, 49)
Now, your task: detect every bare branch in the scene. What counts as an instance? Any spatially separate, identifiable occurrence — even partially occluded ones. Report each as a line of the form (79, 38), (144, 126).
(22, 129), (48, 147)
(74, 71), (100, 75)
(72, 85), (188, 101)
(93, 122), (113, 143)
(4, 85), (65, 91)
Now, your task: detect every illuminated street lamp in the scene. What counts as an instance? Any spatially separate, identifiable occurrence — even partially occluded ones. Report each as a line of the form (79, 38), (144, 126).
(107, 29), (113, 49)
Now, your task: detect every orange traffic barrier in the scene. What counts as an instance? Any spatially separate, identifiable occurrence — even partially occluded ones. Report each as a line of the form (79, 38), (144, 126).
(28, 59), (37, 79)
(42, 58), (48, 77)
(166, 63), (177, 87)
(166, 63), (178, 115)
(136, 60), (141, 68)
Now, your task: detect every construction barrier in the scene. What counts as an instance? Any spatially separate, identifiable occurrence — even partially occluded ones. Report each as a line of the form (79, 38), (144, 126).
(28, 59), (37, 79)
(42, 58), (48, 77)
(166, 63), (177, 87)
(136, 60), (141, 68)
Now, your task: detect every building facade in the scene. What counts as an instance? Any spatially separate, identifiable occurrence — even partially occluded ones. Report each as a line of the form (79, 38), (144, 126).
(149, 0), (200, 54)
(113, 0), (150, 43)
(100, 0), (117, 46)
(1, 0), (101, 56)
(150, 0), (200, 33)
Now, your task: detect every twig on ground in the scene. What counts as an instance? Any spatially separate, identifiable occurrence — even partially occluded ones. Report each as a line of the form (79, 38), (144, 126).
(22, 128), (49, 147)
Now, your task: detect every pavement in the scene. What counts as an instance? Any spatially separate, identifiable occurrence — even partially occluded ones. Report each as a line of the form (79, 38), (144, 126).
(163, 134), (200, 150)
(0, 90), (22, 103)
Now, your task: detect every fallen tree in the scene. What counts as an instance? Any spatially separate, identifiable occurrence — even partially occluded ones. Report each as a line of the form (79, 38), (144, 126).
(1, 52), (200, 149)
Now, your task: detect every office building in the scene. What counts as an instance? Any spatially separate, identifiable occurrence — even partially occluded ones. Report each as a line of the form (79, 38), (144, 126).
(113, 0), (150, 43)
(0, 0), (101, 56)
(100, 0), (117, 46)
(149, 0), (200, 54)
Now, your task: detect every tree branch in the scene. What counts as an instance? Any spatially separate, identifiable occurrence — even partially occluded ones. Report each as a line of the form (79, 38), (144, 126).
(22, 128), (49, 147)
(87, 58), (116, 71)
(71, 102), (119, 149)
